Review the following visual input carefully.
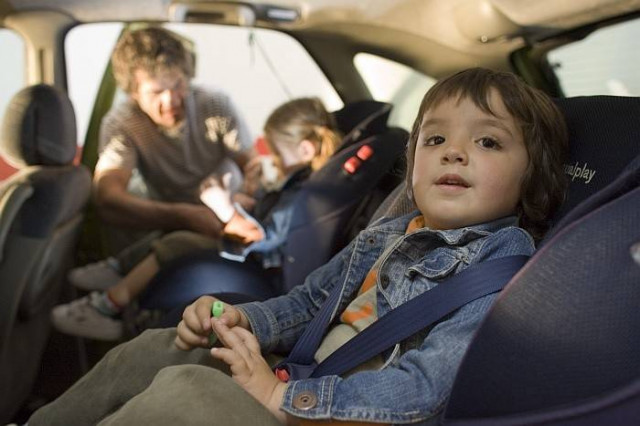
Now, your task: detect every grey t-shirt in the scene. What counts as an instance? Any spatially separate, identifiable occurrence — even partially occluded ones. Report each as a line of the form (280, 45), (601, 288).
(96, 86), (252, 204)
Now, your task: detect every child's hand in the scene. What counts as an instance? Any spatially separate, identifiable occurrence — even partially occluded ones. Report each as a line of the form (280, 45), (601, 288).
(223, 211), (265, 244)
(210, 318), (288, 424)
(174, 296), (250, 350)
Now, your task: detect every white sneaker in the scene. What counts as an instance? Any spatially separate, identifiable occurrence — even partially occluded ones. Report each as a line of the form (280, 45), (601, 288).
(68, 258), (122, 291)
(51, 293), (123, 341)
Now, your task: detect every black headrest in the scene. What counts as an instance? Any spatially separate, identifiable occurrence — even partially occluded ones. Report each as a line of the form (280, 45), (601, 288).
(332, 100), (392, 149)
(1, 84), (77, 168)
(552, 96), (640, 221)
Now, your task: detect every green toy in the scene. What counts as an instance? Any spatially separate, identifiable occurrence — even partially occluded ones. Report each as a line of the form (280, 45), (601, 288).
(209, 301), (224, 346)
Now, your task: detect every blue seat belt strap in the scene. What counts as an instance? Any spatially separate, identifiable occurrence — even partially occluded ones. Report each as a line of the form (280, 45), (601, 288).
(311, 254), (529, 378)
(276, 255), (529, 381)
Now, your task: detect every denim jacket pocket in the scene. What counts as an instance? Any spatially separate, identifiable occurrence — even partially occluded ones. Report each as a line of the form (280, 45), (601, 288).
(407, 247), (461, 281)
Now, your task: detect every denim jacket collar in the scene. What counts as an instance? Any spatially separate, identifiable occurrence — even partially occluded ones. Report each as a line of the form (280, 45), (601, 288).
(373, 211), (519, 245)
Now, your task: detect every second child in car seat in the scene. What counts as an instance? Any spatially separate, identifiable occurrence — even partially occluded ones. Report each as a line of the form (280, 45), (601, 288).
(31, 68), (568, 425)
(51, 97), (342, 341)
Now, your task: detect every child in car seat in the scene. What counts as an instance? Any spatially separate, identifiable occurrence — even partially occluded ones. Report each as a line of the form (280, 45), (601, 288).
(31, 67), (568, 426)
(51, 97), (342, 341)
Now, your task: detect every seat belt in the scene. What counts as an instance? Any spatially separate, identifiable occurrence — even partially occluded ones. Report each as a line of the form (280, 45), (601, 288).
(275, 255), (529, 381)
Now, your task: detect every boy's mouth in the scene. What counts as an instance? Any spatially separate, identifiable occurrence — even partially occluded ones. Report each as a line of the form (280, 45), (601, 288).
(435, 174), (470, 188)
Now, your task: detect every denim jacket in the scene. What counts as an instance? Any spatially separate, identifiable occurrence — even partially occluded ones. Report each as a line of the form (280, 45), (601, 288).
(238, 211), (535, 424)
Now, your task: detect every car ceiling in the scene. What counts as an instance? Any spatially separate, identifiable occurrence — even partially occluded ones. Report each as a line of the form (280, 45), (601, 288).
(2, 0), (640, 77)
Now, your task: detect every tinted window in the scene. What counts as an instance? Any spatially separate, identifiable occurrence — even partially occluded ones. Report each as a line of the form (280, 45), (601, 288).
(354, 53), (436, 130)
(0, 28), (25, 179)
(65, 23), (343, 144)
(548, 18), (640, 96)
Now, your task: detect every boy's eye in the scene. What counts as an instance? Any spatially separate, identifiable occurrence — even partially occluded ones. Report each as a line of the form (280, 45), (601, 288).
(476, 137), (501, 150)
(424, 135), (445, 146)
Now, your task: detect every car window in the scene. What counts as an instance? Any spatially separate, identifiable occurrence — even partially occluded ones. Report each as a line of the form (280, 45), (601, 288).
(0, 28), (25, 179)
(65, 23), (343, 145)
(354, 53), (436, 130)
(548, 18), (640, 96)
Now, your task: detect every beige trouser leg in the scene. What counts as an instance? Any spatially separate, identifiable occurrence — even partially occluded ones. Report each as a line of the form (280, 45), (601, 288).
(98, 364), (281, 426)
(29, 328), (280, 426)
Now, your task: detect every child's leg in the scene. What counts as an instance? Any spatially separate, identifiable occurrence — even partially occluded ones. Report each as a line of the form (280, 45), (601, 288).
(107, 253), (160, 307)
(108, 230), (219, 307)
(97, 365), (283, 426)
(28, 328), (227, 426)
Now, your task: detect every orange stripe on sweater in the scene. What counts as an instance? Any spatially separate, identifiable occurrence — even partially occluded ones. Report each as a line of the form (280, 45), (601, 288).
(341, 301), (374, 324)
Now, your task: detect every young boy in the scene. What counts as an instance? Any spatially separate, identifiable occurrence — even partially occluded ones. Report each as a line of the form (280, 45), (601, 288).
(29, 68), (568, 425)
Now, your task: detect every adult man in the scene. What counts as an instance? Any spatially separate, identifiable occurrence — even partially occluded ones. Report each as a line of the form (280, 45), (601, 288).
(71, 26), (255, 287)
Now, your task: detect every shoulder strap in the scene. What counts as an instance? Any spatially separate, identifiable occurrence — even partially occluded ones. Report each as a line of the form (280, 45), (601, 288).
(311, 255), (529, 378)
(277, 254), (529, 381)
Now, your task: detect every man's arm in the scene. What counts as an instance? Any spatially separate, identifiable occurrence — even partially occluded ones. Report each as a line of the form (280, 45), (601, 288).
(93, 168), (223, 238)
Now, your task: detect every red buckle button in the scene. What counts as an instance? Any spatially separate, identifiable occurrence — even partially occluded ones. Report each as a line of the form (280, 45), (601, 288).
(275, 367), (290, 382)
(356, 144), (374, 160)
(343, 156), (362, 174)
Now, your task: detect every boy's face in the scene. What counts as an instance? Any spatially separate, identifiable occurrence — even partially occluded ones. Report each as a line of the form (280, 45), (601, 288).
(411, 89), (529, 230)
(131, 68), (188, 130)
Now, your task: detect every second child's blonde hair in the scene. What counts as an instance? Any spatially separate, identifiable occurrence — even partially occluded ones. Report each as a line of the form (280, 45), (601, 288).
(264, 97), (341, 171)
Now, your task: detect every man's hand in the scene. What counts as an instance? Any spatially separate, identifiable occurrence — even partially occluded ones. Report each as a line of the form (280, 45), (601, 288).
(175, 296), (250, 350)
(173, 203), (224, 238)
(210, 319), (289, 424)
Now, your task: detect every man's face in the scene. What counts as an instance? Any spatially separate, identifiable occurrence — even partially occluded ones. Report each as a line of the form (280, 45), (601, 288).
(411, 89), (529, 230)
(131, 68), (188, 130)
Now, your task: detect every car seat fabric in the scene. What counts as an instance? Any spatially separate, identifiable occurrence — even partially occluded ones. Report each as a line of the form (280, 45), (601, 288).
(0, 84), (91, 423)
(552, 95), (640, 219)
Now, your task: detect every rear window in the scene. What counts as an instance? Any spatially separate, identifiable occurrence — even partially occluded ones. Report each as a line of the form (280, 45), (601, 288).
(548, 18), (640, 96)
(65, 23), (343, 145)
(0, 28), (25, 179)
(354, 53), (436, 130)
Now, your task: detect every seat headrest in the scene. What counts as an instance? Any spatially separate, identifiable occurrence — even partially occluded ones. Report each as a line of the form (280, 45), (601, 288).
(332, 100), (392, 149)
(1, 84), (77, 168)
(552, 95), (640, 221)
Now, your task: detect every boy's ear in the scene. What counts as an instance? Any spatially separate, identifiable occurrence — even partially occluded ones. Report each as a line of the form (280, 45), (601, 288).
(297, 139), (317, 163)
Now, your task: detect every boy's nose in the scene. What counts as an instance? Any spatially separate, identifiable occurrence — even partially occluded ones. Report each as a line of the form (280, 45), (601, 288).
(441, 145), (468, 164)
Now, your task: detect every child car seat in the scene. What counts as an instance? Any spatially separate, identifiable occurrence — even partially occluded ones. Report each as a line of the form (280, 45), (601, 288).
(0, 85), (91, 423)
(439, 96), (640, 425)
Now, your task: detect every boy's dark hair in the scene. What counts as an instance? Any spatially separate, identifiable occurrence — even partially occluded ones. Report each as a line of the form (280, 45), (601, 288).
(405, 67), (569, 240)
(111, 27), (195, 94)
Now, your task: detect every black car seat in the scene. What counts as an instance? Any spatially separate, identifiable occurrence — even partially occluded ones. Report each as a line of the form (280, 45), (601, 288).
(138, 101), (407, 314)
(433, 95), (640, 425)
(0, 85), (92, 423)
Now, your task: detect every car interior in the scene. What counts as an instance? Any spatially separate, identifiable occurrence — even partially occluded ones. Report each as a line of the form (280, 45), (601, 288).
(0, 0), (639, 424)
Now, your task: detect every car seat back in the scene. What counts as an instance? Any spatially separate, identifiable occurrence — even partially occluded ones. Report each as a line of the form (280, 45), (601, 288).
(0, 84), (91, 423)
(278, 102), (407, 292)
(439, 96), (640, 425)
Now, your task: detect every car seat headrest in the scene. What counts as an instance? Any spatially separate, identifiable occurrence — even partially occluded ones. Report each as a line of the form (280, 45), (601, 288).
(1, 84), (77, 168)
(552, 95), (640, 221)
(332, 100), (392, 148)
